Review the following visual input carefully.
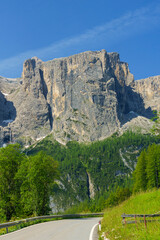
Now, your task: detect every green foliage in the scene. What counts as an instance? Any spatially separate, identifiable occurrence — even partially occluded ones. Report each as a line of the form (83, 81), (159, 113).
(133, 143), (160, 192)
(27, 131), (159, 211)
(17, 151), (59, 216)
(64, 196), (107, 214)
(146, 144), (160, 189)
(0, 144), (25, 221)
(0, 145), (59, 221)
(106, 187), (131, 208)
(63, 187), (131, 214)
(151, 111), (160, 136)
(133, 150), (147, 192)
(1, 131), (159, 222)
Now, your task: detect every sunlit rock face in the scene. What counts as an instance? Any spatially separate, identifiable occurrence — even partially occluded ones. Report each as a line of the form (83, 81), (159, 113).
(133, 75), (160, 113)
(0, 50), (159, 146)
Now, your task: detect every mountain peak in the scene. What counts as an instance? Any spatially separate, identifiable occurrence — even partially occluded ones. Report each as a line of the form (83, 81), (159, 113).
(0, 49), (159, 146)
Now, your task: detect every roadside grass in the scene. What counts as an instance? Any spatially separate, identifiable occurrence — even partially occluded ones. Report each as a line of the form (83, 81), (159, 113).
(100, 189), (160, 240)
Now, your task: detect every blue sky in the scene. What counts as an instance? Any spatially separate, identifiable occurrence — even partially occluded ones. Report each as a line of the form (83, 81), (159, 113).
(0, 0), (160, 80)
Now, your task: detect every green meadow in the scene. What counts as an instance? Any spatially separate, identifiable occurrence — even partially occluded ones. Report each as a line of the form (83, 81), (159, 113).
(100, 189), (160, 240)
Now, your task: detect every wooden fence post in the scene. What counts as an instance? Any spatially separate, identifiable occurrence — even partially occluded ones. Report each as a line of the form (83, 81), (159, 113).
(121, 213), (160, 226)
(144, 215), (147, 230)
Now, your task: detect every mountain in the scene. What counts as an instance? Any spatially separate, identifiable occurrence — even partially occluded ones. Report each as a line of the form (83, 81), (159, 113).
(134, 75), (160, 112)
(0, 50), (159, 147)
(26, 132), (159, 211)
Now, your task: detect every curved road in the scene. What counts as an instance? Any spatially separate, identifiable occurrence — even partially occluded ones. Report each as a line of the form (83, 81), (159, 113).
(1, 218), (101, 240)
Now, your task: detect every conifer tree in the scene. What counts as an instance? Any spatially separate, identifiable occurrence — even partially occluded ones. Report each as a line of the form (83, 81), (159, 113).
(152, 111), (160, 136)
(146, 144), (160, 189)
(133, 150), (147, 192)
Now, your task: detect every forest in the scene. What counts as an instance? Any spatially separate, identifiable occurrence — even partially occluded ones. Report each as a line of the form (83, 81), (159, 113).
(26, 131), (159, 212)
(0, 130), (160, 222)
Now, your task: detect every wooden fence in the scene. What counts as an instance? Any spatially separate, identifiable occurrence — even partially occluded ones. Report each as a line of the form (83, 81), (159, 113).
(0, 213), (104, 234)
(121, 213), (160, 229)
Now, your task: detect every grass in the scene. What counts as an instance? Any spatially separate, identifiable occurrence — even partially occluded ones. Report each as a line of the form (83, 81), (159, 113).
(100, 189), (160, 240)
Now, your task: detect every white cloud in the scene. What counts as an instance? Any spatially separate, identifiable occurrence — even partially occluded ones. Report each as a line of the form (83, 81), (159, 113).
(0, 3), (160, 77)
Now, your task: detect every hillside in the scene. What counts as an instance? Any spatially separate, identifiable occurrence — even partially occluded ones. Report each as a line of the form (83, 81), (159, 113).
(26, 131), (159, 211)
(100, 189), (160, 240)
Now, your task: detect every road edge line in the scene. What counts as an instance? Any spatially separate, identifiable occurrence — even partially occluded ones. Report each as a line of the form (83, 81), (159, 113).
(89, 223), (98, 240)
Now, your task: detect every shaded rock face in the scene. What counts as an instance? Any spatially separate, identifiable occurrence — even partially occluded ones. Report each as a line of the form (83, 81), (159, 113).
(0, 76), (19, 128)
(0, 92), (16, 127)
(133, 75), (160, 113)
(0, 50), (159, 146)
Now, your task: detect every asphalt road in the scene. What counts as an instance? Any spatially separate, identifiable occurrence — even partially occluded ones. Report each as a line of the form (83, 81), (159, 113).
(1, 218), (101, 240)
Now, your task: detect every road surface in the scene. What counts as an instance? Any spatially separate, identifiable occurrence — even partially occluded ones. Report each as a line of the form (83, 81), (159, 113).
(1, 218), (101, 240)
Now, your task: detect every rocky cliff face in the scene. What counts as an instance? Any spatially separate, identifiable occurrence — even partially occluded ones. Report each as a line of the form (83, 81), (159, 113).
(133, 75), (160, 112)
(0, 50), (159, 146)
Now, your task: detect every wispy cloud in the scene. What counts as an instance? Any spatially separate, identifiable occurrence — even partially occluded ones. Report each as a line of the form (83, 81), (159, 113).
(0, 2), (160, 77)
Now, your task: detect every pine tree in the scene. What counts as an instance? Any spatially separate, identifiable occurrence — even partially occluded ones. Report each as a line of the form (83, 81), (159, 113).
(146, 144), (160, 189)
(133, 150), (147, 192)
(151, 111), (160, 136)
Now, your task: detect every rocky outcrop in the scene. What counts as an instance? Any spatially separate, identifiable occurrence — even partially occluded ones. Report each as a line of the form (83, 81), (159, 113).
(133, 75), (160, 112)
(0, 92), (16, 127)
(0, 76), (21, 94)
(5, 58), (51, 144)
(0, 50), (159, 146)
(0, 76), (20, 128)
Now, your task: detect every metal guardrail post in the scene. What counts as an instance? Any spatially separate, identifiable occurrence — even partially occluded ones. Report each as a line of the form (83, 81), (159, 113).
(98, 220), (101, 231)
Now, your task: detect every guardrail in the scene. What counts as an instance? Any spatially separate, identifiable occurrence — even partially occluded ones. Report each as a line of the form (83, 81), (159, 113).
(121, 213), (160, 229)
(0, 213), (104, 234)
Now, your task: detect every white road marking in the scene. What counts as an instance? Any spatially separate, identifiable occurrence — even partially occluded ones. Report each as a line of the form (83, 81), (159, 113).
(89, 223), (98, 240)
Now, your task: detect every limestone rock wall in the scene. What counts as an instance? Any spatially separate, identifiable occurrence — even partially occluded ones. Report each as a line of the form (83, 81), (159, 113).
(133, 75), (160, 112)
(0, 50), (159, 146)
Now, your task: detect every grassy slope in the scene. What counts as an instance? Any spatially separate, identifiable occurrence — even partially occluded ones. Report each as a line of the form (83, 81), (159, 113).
(100, 189), (160, 240)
